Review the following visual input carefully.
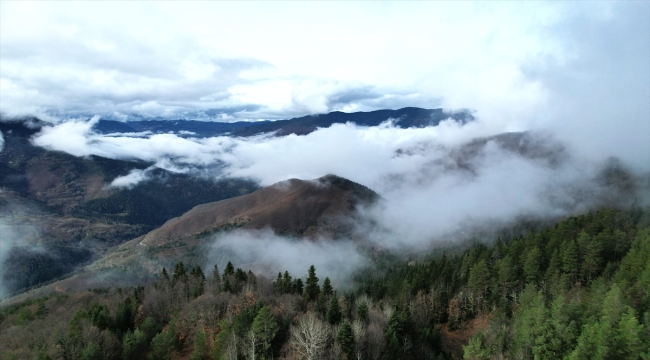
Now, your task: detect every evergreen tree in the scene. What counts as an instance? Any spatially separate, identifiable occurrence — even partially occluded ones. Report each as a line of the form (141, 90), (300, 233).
(252, 306), (279, 358)
(275, 272), (283, 293)
(294, 278), (304, 295)
(212, 264), (221, 283)
(614, 307), (644, 359)
(523, 246), (540, 284)
(190, 327), (209, 360)
(357, 301), (369, 323)
(304, 265), (320, 302)
(546, 249), (562, 279)
(337, 320), (355, 359)
(562, 239), (579, 283)
(223, 261), (235, 277)
(326, 294), (342, 325)
(385, 308), (415, 360)
(223, 278), (233, 293)
(282, 271), (292, 294)
(322, 277), (333, 297)
(173, 262), (186, 282)
(161, 267), (170, 282)
(149, 318), (177, 360)
(468, 259), (490, 296)
(578, 231), (602, 283)
(497, 255), (515, 299)
(80, 343), (102, 360)
(235, 268), (248, 283)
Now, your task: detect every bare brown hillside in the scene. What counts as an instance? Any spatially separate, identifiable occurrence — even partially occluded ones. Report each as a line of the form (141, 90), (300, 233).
(140, 174), (379, 247)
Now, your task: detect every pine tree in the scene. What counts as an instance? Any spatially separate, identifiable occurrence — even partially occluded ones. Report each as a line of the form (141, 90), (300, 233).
(294, 278), (304, 295)
(562, 239), (579, 283)
(578, 231), (602, 283)
(523, 247), (540, 284)
(252, 306), (279, 358)
(173, 262), (186, 282)
(614, 307), (644, 359)
(326, 294), (342, 325)
(80, 343), (103, 360)
(223, 261), (235, 277)
(357, 301), (369, 323)
(322, 277), (333, 297)
(283, 271), (293, 294)
(304, 265), (320, 302)
(212, 265), (221, 283)
(468, 259), (490, 295)
(161, 267), (170, 282)
(223, 278), (232, 293)
(337, 320), (355, 359)
(190, 327), (209, 360)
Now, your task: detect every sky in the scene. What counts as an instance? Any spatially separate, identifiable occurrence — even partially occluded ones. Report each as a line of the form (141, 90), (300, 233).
(0, 3), (645, 121)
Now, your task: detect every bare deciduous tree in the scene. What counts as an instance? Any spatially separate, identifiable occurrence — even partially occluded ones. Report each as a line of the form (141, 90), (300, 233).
(289, 313), (331, 360)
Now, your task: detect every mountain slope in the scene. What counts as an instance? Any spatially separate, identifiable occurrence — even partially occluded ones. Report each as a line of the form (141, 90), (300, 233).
(141, 174), (379, 246)
(83, 174), (379, 278)
(0, 118), (258, 294)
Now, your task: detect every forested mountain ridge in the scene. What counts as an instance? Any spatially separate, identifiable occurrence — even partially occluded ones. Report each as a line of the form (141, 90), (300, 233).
(2, 205), (648, 359)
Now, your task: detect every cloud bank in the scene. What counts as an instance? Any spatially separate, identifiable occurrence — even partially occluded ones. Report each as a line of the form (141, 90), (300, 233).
(29, 115), (648, 252)
(205, 229), (368, 288)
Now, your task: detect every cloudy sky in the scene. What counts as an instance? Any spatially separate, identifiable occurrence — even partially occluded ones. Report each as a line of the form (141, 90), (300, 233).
(0, 3), (645, 119)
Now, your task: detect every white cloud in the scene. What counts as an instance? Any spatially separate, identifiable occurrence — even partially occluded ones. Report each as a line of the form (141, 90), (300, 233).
(109, 168), (153, 189)
(206, 229), (367, 288)
(30, 116), (647, 251)
(3, 1), (645, 128)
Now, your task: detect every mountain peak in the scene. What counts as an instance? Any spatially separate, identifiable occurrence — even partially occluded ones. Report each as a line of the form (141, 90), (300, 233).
(137, 175), (379, 250)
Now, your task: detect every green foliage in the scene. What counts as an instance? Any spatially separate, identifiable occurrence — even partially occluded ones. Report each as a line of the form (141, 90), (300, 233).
(337, 320), (355, 359)
(123, 328), (149, 360)
(304, 265), (320, 302)
(252, 306), (279, 358)
(326, 295), (342, 325)
(14, 306), (35, 326)
(357, 301), (369, 323)
(87, 303), (111, 330)
(190, 328), (209, 360)
(3, 206), (648, 360)
(322, 277), (333, 297)
(223, 261), (235, 277)
(523, 246), (540, 284)
(149, 318), (177, 360)
(385, 308), (415, 360)
(463, 333), (492, 360)
(467, 259), (489, 295)
(294, 278), (304, 295)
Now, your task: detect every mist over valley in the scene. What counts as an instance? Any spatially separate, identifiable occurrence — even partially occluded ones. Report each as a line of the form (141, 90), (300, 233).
(0, 2), (648, 359)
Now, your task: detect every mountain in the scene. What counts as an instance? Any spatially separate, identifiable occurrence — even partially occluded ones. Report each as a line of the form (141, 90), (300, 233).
(93, 119), (267, 137)
(92, 107), (473, 137)
(0, 118), (258, 294)
(84, 174), (379, 275)
(141, 174), (379, 246)
(231, 107), (472, 137)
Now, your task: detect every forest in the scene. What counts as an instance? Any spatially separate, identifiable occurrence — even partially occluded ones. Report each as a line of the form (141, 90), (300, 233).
(1, 205), (649, 359)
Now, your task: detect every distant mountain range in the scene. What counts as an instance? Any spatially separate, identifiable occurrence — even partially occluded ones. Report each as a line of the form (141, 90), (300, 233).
(93, 107), (473, 137)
